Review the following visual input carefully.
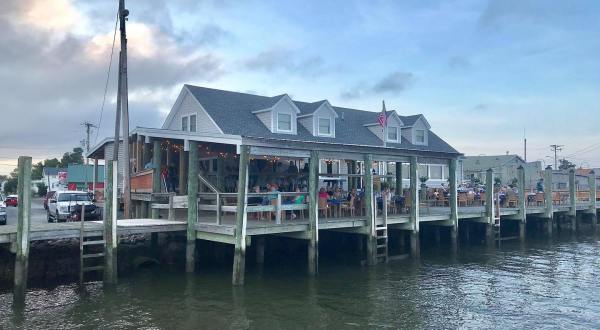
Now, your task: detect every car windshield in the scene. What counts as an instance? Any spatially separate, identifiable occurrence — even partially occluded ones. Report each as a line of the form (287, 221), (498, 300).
(58, 193), (91, 202)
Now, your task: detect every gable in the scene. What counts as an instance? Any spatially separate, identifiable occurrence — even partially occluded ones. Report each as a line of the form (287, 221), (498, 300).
(162, 87), (222, 134)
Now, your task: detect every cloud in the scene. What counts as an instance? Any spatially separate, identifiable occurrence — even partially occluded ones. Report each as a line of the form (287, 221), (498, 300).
(372, 71), (415, 93)
(243, 48), (325, 76)
(448, 56), (471, 71)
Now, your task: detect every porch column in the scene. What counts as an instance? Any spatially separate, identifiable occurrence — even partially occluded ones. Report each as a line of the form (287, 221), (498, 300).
(543, 166), (553, 235)
(349, 160), (356, 190)
(569, 169), (577, 230)
(485, 168), (494, 246)
(364, 154), (376, 265)
(232, 145), (250, 285)
(136, 135), (143, 173)
(308, 150), (319, 275)
(589, 171), (597, 230)
(92, 158), (99, 196)
(179, 146), (187, 195)
(152, 139), (161, 219)
(216, 156), (225, 192)
(517, 165), (527, 240)
(186, 141), (199, 273)
(409, 156), (419, 258)
(449, 158), (458, 252)
(13, 156), (32, 306)
(395, 162), (403, 197)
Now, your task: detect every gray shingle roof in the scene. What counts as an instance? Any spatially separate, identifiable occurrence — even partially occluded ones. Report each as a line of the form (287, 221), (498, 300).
(185, 85), (459, 155)
(43, 167), (67, 176)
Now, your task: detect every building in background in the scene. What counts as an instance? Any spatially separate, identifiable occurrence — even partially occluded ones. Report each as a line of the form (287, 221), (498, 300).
(462, 155), (542, 189)
(42, 167), (67, 191)
(66, 164), (105, 194)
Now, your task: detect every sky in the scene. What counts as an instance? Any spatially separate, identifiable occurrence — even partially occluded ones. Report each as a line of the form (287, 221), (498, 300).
(1, 0), (599, 175)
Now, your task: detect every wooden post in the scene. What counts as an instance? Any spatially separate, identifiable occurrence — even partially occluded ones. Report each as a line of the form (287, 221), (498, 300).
(256, 236), (265, 265)
(275, 193), (282, 224)
(179, 148), (187, 195)
(232, 145), (250, 285)
(449, 158), (458, 252)
(13, 156), (32, 304)
(364, 154), (376, 265)
(216, 156), (225, 192)
(349, 160), (356, 190)
(308, 150), (319, 276)
(589, 171), (597, 230)
(92, 158), (99, 197)
(186, 141), (199, 273)
(485, 168), (494, 245)
(517, 165), (526, 240)
(152, 139), (161, 219)
(136, 135), (143, 173)
(544, 165), (554, 234)
(104, 160), (118, 285)
(395, 162), (403, 197)
(409, 156), (419, 257)
(569, 169), (577, 230)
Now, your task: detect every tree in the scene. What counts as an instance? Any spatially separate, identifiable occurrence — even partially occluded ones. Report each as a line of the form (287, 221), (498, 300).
(60, 147), (84, 167)
(32, 158), (62, 180)
(36, 182), (48, 197)
(558, 159), (575, 170)
(3, 169), (18, 194)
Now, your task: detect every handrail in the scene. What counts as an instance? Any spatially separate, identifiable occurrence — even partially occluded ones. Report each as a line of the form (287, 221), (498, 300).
(198, 174), (219, 193)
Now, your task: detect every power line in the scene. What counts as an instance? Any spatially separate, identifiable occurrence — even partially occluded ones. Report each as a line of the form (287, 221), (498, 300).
(550, 144), (563, 169)
(94, 9), (120, 145)
(564, 142), (600, 158)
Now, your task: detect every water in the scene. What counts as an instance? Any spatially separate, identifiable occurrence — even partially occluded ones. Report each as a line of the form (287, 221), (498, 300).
(2, 233), (600, 329)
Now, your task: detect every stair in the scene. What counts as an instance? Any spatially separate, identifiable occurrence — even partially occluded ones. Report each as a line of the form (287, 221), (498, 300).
(493, 216), (501, 243)
(375, 226), (388, 262)
(79, 207), (105, 283)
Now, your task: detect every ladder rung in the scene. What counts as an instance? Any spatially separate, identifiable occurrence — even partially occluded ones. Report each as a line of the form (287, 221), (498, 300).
(376, 227), (387, 230)
(376, 236), (387, 239)
(83, 240), (106, 245)
(82, 266), (104, 272)
(376, 254), (387, 257)
(82, 253), (105, 259)
(377, 244), (387, 248)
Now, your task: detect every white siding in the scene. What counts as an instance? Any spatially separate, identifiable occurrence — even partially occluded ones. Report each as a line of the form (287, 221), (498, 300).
(256, 111), (272, 130)
(313, 104), (336, 137)
(271, 99), (298, 134)
(165, 92), (221, 134)
(103, 141), (125, 193)
(401, 127), (412, 142)
(411, 119), (429, 146)
(298, 116), (314, 135)
(367, 125), (384, 141)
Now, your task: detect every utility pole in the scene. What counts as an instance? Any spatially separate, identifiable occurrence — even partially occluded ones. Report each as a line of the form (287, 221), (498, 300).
(82, 122), (97, 192)
(550, 144), (563, 170)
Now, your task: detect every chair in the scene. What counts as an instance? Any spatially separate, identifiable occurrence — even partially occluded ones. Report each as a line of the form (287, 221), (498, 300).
(507, 193), (518, 208)
(318, 197), (330, 218)
(467, 193), (475, 206)
(535, 192), (545, 206)
(552, 192), (561, 205)
(458, 193), (468, 207)
(341, 196), (355, 217)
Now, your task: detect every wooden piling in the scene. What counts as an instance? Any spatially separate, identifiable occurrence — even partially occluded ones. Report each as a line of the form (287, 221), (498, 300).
(308, 150), (319, 275)
(569, 169), (577, 230)
(589, 171), (597, 231)
(364, 154), (376, 265)
(409, 156), (420, 257)
(543, 166), (553, 233)
(256, 236), (265, 265)
(104, 160), (118, 285)
(517, 165), (527, 240)
(232, 145), (249, 285)
(152, 139), (161, 219)
(186, 140), (198, 273)
(13, 156), (32, 304)
(449, 158), (458, 251)
(485, 168), (494, 246)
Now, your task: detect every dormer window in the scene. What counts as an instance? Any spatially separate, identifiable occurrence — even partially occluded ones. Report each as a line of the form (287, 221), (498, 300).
(190, 114), (197, 132)
(277, 113), (292, 132)
(387, 126), (398, 142)
(318, 117), (332, 136)
(416, 129), (426, 144)
(181, 116), (188, 131)
(181, 114), (197, 132)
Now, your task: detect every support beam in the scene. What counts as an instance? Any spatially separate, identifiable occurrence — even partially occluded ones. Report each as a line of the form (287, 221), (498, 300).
(104, 160), (118, 285)
(589, 171), (597, 231)
(179, 149), (187, 195)
(517, 165), (526, 240)
(449, 158), (458, 251)
(485, 168), (494, 245)
(152, 139), (161, 219)
(92, 158), (99, 197)
(395, 162), (403, 197)
(308, 150), (319, 275)
(232, 145), (250, 285)
(568, 169), (577, 230)
(13, 156), (32, 305)
(186, 141), (199, 273)
(409, 156), (419, 257)
(543, 166), (553, 219)
(364, 154), (376, 265)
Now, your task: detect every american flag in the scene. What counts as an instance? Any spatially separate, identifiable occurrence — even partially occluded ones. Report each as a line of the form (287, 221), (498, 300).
(377, 100), (387, 128)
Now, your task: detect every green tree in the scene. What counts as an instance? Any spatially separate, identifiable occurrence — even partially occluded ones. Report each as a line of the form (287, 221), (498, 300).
(36, 182), (48, 197)
(60, 147), (84, 167)
(32, 158), (62, 180)
(3, 169), (18, 194)
(558, 159), (576, 170)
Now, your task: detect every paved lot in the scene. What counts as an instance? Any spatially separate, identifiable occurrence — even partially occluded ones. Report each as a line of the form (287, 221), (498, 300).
(5, 197), (48, 225)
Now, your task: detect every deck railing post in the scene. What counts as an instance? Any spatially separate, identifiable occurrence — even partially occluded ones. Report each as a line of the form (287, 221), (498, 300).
(449, 158), (458, 251)
(13, 156), (32, 306)
(275, 193), (282, 224)
(104, 160), (118, 285)
(232, 145), (250, 285)
(395, 161), (403, 197)
(186, 140), (199, 273)
(517, 165), (526, 240)
(364, 154), (376, 265)
(589, 171), (597, 230)
(484, 168), (494, 245)
(543, 166), (553, 234)
(216, 192), (221, 225)
(409, 156), (419, 257)
(569, 169), (577, 230)
(151, 139), (161, 219)
(308, 150), (319, 276)
(179, 147), (187, 195)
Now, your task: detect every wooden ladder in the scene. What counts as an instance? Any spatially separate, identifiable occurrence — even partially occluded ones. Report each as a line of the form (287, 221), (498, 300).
(79, 205), (105, 283)
(375, 197), (389, 263)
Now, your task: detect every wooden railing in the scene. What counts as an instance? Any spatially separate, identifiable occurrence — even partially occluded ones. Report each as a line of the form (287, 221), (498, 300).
(131, 169), (153, 193)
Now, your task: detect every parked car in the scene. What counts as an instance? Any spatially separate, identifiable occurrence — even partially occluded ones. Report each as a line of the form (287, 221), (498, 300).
(5, 195), (18, 207)
(47, 191), (100, 223)
(43, 191), (56, 210)
(0, 196), (6, 225)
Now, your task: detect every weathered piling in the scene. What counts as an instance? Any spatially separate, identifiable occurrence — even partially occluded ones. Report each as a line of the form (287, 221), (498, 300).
(543, 166), (554, 235)
(232, 145), (249, 285)
(364, 154), (376, 265)
(152, 139), (161, 219)
(517, 166), (526, 240)
(569, 169), (577, 230)
(13, 156), (32, 305)
(589, 171), (597, 230)
(307, 150), (319, 275)
(449, 158), (458, 252)
(104, 160), (118, 285)
(485, 168), (494, 246)
(409, 156), (420, 258)
(186, 140), (198, 273)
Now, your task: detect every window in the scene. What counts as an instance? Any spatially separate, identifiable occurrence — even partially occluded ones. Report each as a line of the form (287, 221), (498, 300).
(416, 129), (426, 143)
(189, 114), (197, 132)
(318, 117), (331, 135)
(387, 126), (398, 141)
(277, 113), (292, 131)
(181, 116), (188, 131)
(402, 164), (410, 179)
(430, 165), (443, 180)
(418, 164), (428, 177)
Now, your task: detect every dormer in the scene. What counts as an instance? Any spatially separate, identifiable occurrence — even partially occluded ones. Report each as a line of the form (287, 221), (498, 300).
(364, 111), (404, 143)
(252, 94), (300, 135)
(401, 114), (431, 146)
(298, 100), (338, 138)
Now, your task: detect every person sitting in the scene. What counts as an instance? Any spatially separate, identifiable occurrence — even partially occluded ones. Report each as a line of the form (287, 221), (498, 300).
(318, 187), (329, 199)
(536, 178), (544, 192)
(144, 160), (153, 170)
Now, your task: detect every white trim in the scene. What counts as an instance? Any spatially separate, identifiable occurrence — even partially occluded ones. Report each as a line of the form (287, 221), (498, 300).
(316, 116), (333, 137)
(162, 85), (224, 134)
(414, 129), (427, 145)
(276, 112), (293, 133)
(387, 126), (399, 142)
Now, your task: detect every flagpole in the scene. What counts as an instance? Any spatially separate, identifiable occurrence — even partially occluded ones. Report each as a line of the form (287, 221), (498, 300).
(382, 100), (387, 148)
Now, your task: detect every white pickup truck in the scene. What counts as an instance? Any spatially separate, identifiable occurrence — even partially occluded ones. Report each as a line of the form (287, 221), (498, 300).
(47, 190), (100, 222)
(0, 193), (6, 225)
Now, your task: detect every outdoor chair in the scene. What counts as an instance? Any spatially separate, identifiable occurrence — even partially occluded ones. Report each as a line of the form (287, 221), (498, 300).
(535, 192), (545, 206)
(318, 197), (330, 218)
(458, 193), (468, 207)
(340, 196), (355, 217)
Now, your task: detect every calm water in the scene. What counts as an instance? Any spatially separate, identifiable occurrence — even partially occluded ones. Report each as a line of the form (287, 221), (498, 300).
(2, 233), (600, 329)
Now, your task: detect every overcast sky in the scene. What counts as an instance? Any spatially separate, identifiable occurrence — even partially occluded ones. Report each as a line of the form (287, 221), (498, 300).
(1, 0), (599, 174)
